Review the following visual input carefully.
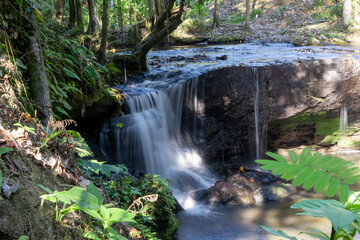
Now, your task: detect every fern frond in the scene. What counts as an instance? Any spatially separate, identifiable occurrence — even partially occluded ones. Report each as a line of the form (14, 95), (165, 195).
(255, 148), (360, 202)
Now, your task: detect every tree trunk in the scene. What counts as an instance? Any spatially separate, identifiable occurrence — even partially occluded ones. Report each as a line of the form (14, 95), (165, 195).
(148, 0), (153, 19)
(75, 0), (84, 32)
(154, 0), (162, 17)
(69, 0), (76, 28)
(86, 0), (98, 35)
(213, 0), (220, 28)
(244, 0), (251, 30)
(55, 0), (65, 20)
(131, 0), (185, 71)
(97, 0), (109, 64)
(343, 0), (353, 25)
(26, 11), (53, 124)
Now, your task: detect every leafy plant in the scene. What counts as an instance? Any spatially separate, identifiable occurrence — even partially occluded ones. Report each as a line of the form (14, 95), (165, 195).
(14, 122), (36, 135)
(0, 147), (13, 155)
(40, 183), (135, 240)
(256, 148), (360, 240)
(41, 129), (93, 157)
(77, 159), (127, 177)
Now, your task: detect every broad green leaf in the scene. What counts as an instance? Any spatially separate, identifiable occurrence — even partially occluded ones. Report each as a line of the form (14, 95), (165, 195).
(83, 231), (101, 240)
(107, 208), (135, 224)
(16, 60), (27, 70)
(63, 67), (81, 81)
(40, 194), (57, 203)
(82, 208), (103, 221)
(326, 204), (356, 233)
(18, 236), (29, 240)
(33, 7), (44, 22)
(300, 229), (329, 240)
(265, 152), (288, 163)
(66, 54), (80, 65)
(0, 147), (13, 155)
(86, 183), (103, 206)
(259, 225), (297, 240)
(291, 199), (328, 217)
(100, 206), (110, 221)
(116, 122), (123, 128)
(300, 147), (312, 165)
(107, 227), (127, 240)
(54, 187), (99, 210)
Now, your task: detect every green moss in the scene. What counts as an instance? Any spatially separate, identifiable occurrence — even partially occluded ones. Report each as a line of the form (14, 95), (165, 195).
(279, 111), (334, 133)
(315, 117), (339, 135)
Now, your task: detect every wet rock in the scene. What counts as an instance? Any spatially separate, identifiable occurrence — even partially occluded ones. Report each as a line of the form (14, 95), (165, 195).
(191, 168), (293, 206)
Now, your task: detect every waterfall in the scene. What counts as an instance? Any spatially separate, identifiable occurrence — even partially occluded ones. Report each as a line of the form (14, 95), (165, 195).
(100, 78), (215, 211)
(340, 103), (348, 133)
(253, 68), (260, 159)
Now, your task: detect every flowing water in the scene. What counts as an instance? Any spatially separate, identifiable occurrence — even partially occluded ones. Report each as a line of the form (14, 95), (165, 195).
(100, 43), (360, 239)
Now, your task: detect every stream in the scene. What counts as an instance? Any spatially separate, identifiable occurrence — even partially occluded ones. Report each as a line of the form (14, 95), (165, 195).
(101, 43), (360, 239)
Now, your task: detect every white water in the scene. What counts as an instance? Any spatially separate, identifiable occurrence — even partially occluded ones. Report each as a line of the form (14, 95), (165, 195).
(253, 68), (261, 159)
(100, 78), (216, 213)
(340, 103), (348, 133)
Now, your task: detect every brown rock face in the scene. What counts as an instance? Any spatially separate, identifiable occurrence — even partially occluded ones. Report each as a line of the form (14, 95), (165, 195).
(191, 57), (360, 164)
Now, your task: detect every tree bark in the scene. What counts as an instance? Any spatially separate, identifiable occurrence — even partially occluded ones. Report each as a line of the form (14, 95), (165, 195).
(343, 0), (353, 25)
(86, 0), (98, 35)
(213, 0), (220, 28)
(97, 0), (109, 64)
(148, 0), (153, 18)
(55, 0), (65, 20)
(75, 0), (84, 32)
(69, 0), (76, 28)
(26, 11), (53, 124)
(244, 0), (251, 30)
(131, 0), (185, 71)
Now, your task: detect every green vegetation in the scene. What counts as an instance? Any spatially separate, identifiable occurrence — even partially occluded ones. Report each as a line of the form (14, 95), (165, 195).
(230, 8), (263, 24)
(256, 148), (360, 239)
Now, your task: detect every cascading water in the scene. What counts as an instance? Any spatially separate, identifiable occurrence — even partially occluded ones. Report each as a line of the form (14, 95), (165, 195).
(340, 103), (348, 133)
(253, 68), (261, 159)
(100, 78), (215, 212)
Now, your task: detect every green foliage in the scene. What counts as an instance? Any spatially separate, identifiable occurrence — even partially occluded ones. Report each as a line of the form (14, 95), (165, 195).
(186, 0), (208, 22)
(0, 147), (13, 155)
(314, 4), (343, 23)
(40, 183), (135, 239)
(42, 130), (93, 158)
(77, 159), (127, 177)
(257, 149), (360, 240)
(13, 122), (36, 135)
(256, 148), (360, 201)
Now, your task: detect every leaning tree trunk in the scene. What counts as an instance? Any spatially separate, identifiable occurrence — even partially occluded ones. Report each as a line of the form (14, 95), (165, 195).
(26, 11), (52, 124)
(86, 0), (98, 35)
(343, 0), (353, 25)
(213, 0), (220, 28)
(97, 0), (109, 64)
(131, 0), (185, 71)
(69, 0), (76, 28)
(244, 0), (251, 30)
(75, 0), (84, 32)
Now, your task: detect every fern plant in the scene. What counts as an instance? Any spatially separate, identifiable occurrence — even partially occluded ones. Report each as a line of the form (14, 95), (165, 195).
(255, 148), (360, 203)
(255, 148), (360, 240)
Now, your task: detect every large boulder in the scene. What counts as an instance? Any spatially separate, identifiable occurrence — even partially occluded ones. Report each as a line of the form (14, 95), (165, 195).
(191, 168), (295, 206)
